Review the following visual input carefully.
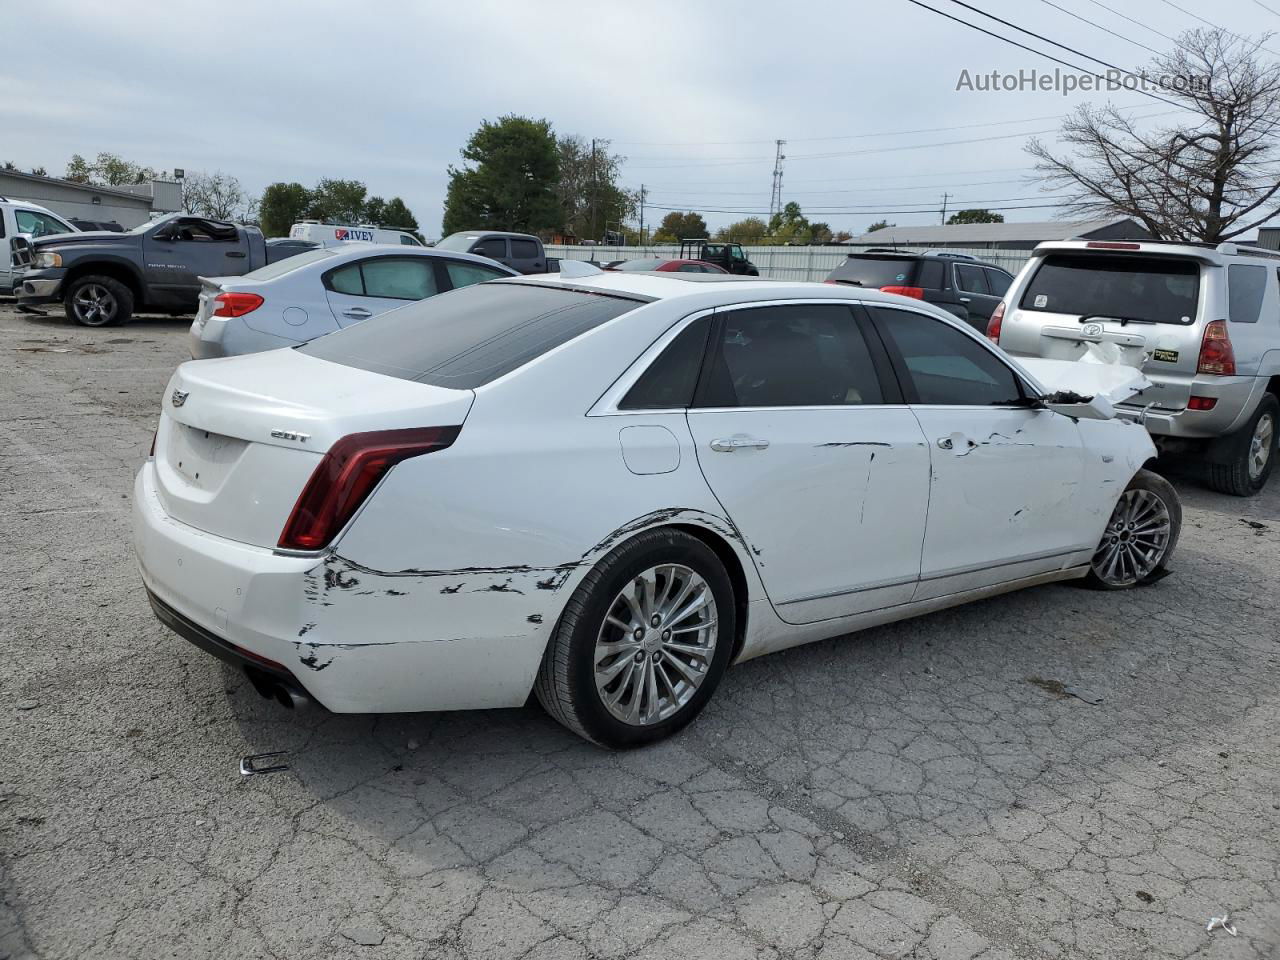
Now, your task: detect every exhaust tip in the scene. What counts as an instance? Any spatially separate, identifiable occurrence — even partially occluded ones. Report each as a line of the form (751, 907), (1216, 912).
(244, 666), (311, 710)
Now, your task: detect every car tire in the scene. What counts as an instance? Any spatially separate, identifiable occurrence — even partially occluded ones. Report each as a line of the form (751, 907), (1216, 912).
(534, 528), (736, 748)
(64, 275), (133, 327)
(1083, 469), (1181, 590)
(1205, 393), (1277, 497)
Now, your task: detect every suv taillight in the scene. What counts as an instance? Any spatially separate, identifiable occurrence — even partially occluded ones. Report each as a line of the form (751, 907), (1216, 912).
(987, 301), (1006, 343)
(278, 426), (460, 551)
(1197, 320), (1236, 375)
(212, 292), (264, 317)
(880, 285), (925, 299)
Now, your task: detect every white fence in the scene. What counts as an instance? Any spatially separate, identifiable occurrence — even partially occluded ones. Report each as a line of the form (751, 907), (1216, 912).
(546, 244), (1032, 282)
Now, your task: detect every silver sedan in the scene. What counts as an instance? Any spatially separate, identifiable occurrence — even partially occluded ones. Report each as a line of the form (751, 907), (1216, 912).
(188, 244), (517, 359)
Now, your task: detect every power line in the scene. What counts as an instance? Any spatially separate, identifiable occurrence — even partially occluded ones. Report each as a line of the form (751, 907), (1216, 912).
(646, 200), (1067, 215)
(1036, 0), (1162, 56)
(1253, 0), (1280, 18)
(1079, 0), (1177, 44)
(902, 0), (1184, 108)
(1155, 0), (1280, 55)
(647, 195), (1070, 212)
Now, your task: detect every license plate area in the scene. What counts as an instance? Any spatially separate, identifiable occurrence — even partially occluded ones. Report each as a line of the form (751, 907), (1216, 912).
(166, 423), (249, 493)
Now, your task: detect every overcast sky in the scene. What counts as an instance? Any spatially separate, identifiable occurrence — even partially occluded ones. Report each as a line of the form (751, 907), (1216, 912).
(4, 0), (1274, 238)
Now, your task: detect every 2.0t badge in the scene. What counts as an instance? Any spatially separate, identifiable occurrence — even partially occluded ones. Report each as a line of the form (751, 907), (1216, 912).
(170, 389), (189, 407)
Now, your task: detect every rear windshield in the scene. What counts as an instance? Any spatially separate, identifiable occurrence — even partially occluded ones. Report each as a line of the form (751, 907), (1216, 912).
(828, 256), (918, 287)
(1020, 254), (1200, 324)
(243, 247), (336, 281)
(299, 282), (640, 388)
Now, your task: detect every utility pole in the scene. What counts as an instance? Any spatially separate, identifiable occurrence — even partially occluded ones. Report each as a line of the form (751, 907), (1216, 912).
(940, 192), (950, 225)
(769, 140), (786, 220)
(590, 138), (598, 243)
(638, 183), (646, 248)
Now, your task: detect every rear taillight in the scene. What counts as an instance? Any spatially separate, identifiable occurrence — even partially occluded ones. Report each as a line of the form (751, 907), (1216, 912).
(879, 285), (925, 299)
(212, 292), (264, 317)
(278, 426), (460, 551)
(1188, 396), (1218, 411)
(986, 301), (1006, 343)
(1197, 320), (1236, 375)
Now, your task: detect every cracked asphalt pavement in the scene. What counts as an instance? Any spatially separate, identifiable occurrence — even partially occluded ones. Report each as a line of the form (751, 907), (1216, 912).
(2, 300), (1278, 959)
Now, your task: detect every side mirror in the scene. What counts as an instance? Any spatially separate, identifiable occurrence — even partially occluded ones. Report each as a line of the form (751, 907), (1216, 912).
(1043, 392), (1116, 421)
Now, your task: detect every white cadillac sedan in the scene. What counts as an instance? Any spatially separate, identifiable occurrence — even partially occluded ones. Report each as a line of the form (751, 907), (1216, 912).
(134, 268), (1180, 747)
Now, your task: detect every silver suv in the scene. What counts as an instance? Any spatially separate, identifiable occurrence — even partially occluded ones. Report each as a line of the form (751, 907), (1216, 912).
(993, 239), (1279, 496)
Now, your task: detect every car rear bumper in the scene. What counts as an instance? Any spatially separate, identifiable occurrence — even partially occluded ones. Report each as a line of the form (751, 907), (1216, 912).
(1116, 375), (1259, 439)
(133, 462), (549, 713)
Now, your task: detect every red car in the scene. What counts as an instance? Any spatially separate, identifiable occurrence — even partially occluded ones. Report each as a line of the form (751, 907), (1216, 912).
(605, 258), (729, 274)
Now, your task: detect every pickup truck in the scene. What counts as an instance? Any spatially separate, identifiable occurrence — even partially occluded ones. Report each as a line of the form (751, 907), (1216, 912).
(1, 197), (79, 294)
(433, 230), (558, 274)
(14, 213), (280, 327)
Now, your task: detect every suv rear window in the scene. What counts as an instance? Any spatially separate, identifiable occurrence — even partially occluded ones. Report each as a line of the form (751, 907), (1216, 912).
(1020, 254), (1200, 324)
(827, 256), (918, 288)
(299, 282), (640, 388)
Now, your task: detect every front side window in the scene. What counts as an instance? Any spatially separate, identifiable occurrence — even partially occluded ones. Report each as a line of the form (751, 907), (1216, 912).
(621, 317), (712, 410)
(300, 282), (640, 388)
(15, 210), (72, 238)
(1020, 254), (1200, 324)
(471, 238), (507, 259)
(698, 304), (885, 408)
(444, 260), (508, 289)
(1228, 263), (1267, 323)
(873, 307), (1023, 406)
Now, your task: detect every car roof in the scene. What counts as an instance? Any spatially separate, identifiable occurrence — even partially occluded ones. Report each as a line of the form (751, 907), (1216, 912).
(501, 270), (965, 312)
(316, 243), (516, 269)
(1032, 237), (1280, 265)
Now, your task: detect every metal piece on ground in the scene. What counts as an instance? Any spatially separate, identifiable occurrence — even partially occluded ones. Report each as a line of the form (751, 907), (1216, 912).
(239, 751), (289, 776)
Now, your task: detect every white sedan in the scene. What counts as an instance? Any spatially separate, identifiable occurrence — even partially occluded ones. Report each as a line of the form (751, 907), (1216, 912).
(188, 244), (516, 359)
(134, 268), (1180, 746)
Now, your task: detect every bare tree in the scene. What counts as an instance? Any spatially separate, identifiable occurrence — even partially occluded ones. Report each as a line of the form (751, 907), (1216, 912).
(182, 170), (249, 220)
(1028, 29), (1280, 243)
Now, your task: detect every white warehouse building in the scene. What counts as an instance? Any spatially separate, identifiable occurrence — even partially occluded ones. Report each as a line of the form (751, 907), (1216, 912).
(0, 169), (182, 229)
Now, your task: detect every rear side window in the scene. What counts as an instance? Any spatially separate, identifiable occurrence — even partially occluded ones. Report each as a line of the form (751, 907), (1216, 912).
(300, 283), (640, 388)
(1020, 254), (1199, 324)
(917, 260), (944, 289)
(620, 317), (712, 410)
(954, 264), (989, 295)
(1228, 264), (1267, 323)
(697, 304), (885, 407)
(984, 268), (1012, 296)
(510, 238), (540, 259)
(361, 258), (438, 299)
(327, 262), (364, 295)
(827, 257), (918, 288)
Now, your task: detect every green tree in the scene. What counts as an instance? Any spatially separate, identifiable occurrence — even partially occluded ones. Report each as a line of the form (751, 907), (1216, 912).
(29, 166), (46, 177)
(2, 161), (16, 172)
(380, 197), (418, 231)
(866, 219), (894, 233)
(259, 182), (312, 237)
(713, 217), (768, 243)
(947, 208), (1004, 224)
(442, 116), (561, 235)
(651, 211), (709, 243)
(63, 152), (163, 186)
(767, 202), (812, 244)
(308, 178), (368, 223)
(363, 196), (387, 226)
(555, 135), (634, 242)
(65, 154), (91, 183)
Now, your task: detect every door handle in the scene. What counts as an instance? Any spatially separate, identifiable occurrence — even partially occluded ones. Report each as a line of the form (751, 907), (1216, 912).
(225, 251), (246, 259)
(710, 436), (770, 452)
(937, 437), (954, 449)
(958, 296), (971, 303)
(342, 307), (372, 319)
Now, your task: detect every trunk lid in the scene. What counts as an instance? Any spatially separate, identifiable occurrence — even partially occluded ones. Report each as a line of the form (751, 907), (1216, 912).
(153, 349), (474, 547)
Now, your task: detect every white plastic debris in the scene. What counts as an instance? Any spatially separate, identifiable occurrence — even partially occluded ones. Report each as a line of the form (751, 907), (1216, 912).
(1206, 913), (1238, 936)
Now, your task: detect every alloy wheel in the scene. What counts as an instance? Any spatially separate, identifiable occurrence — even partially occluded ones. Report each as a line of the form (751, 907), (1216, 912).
(593, 564), (718, 726)
(1248, 411), (1274, 482)
(1091, 489), (1173, 587)
(72, 284), (117, 325)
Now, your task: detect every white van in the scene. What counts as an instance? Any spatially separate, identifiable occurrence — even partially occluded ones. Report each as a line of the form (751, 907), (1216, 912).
(1, 197), (78, 294)
(288, 220), (422, 248)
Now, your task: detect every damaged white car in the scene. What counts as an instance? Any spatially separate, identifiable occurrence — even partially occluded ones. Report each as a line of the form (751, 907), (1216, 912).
(133, 268), (1180, 746)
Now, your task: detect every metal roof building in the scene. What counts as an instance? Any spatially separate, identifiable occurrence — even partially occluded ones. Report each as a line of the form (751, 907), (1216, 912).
(0, 169), (182, 229)
(844, 216), (1151, 251)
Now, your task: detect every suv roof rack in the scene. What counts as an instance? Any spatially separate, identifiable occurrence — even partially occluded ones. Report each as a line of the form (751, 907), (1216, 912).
(921, 249), (978, 260)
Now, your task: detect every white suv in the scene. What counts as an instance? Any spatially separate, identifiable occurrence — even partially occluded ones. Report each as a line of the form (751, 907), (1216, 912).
(1, 197), (78, 294)
(993, 239), (1280, 495)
